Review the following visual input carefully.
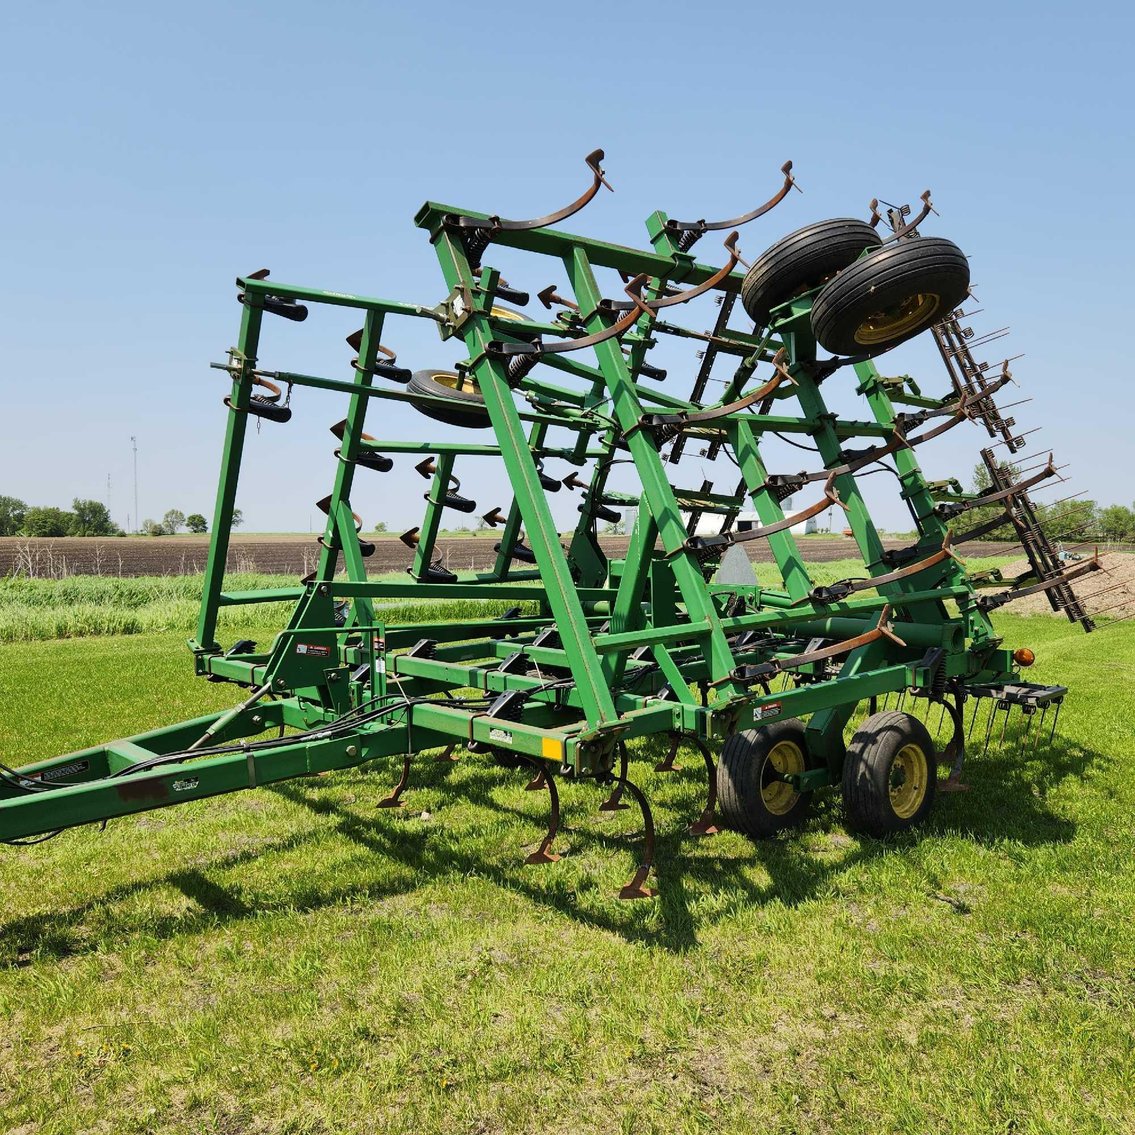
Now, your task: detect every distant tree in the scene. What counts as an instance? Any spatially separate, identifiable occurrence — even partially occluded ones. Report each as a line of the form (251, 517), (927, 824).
(0, 495), (27, 536)
(70, 498), (121, 537)
(1039, 498), (1098, 542)
(186, 513), (208, 534)
(476, 515), (488, 531)
(141, 518), (166, 536)
(22, 506), (75, 537)
(231, 508), (244, 528)
(162, 509), (186, 534)
(374, 520), (388, 533)
(1099, 504), (1135, 542)
(601, 518), (626, 535)
(953, 460), (1020, 542)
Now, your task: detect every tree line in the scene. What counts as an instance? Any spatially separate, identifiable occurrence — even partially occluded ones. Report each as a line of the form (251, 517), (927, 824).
(0, 496), (230, 537)
(960, 463), (1135, 543)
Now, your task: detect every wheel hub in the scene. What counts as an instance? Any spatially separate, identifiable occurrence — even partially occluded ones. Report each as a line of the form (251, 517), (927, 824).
(889, 743), (929, 819)
(761, 740), (806, 816)
(854, 292), (940, 346)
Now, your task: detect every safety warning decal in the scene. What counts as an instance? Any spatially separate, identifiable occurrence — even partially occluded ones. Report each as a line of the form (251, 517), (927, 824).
(296, 643), (332, 658)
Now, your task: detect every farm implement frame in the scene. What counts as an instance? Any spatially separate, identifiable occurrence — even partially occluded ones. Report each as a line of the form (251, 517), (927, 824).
(2, 153), (1101, 895)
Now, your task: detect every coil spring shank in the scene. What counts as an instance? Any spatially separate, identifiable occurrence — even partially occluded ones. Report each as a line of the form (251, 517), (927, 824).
(463, 226), (494, 271)
(506, 352), (539, 386)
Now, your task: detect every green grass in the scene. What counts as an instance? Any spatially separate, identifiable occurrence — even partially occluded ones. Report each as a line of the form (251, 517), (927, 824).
(0, 558), (1019, 643)
(1, 613), (1133, 1132)
(0, 573), (538, 643)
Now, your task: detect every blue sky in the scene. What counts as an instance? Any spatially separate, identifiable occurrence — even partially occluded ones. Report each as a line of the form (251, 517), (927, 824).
(1, 0), (1131, 534)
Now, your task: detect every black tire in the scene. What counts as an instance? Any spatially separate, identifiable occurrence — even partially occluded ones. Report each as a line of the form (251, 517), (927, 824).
(406, 369), (490, 429)
(740, 219), (881, 327)
(810, 237), (970, 357)
(842, 711), (937, 837)
(717, 718), (814, 838)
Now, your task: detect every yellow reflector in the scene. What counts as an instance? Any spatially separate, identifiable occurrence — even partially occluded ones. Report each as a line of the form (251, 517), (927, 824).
(541, 736), (564, 762)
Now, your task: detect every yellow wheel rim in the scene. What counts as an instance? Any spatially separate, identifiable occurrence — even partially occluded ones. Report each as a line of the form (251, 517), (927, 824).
(433, 370), (479, 396)
(854, 292), (940, 346)
(889, 743), (929, 819)
(761, 740), (806, 816)
(490, 305), (530, 323)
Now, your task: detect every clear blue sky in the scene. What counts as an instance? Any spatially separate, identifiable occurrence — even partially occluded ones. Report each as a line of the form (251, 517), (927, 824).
(2, 0), (1131, 535)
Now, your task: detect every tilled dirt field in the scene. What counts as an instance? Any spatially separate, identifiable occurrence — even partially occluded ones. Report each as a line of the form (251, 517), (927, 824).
(1, 533), (1041, 578)
(998, 552), (1135, 622)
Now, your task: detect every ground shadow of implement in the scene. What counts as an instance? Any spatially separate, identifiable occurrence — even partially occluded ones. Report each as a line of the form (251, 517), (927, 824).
(0, 729), (1097, 964)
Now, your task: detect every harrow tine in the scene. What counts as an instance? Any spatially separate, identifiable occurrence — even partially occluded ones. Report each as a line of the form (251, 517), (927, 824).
(524, 766), (548, 792)
(615, 776), (657, 900)
(968, 695), (980, 740)
(654, 733), (683, 773)
(520, 759), (561, 865)
(1049, 700), (1063, 747)
(434, 742), (460, 763)
(687, 738), (720, 838)
(982, 699), (996, 757)
(938, 690), (971, 791)
(1032, 704), (1048, 754)
(600, 741), (631, 810)
(376, 753), (412, 808)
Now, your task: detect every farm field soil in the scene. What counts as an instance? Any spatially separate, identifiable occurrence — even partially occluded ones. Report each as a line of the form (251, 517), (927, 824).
(1, 615), (1133, 1132)
(1, 534), (1045, 578)
(1000, 551), (1135, 621)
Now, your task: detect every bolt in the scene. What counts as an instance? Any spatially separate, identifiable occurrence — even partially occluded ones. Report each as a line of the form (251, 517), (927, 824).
(346, 745), (358, 757)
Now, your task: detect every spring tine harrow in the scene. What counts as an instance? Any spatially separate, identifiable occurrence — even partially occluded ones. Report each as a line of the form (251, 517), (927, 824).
(666, 160), (799, 250)
(687, 739), (721, 838)
(1, 161), (1101, 901)
(654, 733), (683, 773)
(519, 758), (561, 865)
(614, 777), (657, 901)
(598, 741), (630, 812)
(376, 753), (412, 809)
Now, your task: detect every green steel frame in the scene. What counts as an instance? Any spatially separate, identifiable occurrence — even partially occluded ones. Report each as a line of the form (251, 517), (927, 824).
(1, 162), (1091, 883)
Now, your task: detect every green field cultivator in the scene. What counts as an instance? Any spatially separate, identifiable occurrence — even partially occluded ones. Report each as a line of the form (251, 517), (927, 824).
(3, 155), (1104, 895)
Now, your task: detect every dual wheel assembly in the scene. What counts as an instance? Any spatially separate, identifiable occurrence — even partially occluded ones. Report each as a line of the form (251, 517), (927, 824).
(717, 711), (937, 839)
(739, 218), (971, 356)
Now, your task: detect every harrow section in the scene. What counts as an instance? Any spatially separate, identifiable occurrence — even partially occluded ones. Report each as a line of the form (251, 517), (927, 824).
(2, 154), (1104, 893)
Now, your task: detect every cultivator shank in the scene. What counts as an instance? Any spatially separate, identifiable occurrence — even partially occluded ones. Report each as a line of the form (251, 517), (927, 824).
(3, 154), (1103, 891)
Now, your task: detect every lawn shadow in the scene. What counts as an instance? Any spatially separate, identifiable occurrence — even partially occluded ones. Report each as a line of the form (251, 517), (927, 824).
(0, 724), (1101, 963)
(924, 723), (1099, 845)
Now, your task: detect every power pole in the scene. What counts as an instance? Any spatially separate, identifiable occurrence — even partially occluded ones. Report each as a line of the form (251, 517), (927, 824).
(131, 436), (139, 534)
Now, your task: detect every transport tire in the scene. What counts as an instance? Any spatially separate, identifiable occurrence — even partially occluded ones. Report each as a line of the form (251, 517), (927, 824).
(810, 236), (970, 356)
(405, 307), (535, 429)
(406, 369), (490, 429)
(717, 717), (814, 838)
(841, 710), (937, 836)
(740, 218), (882, 327)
